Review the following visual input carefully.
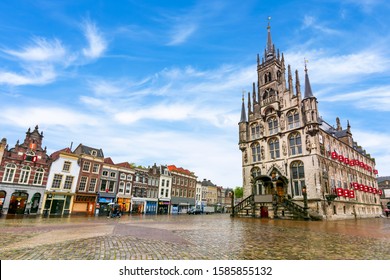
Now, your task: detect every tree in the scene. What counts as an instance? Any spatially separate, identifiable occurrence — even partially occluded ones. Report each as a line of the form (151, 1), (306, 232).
(234, 186), (243, 199)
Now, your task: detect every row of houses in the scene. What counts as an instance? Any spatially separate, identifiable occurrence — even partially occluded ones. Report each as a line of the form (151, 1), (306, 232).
(0, 126), (232, 216)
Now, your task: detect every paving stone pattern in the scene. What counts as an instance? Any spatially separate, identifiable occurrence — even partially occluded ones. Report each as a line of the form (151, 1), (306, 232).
(0, 214), (389, 260)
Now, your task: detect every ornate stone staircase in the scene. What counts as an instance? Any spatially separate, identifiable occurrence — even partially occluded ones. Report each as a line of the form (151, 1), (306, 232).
(232, 195), (322, 220)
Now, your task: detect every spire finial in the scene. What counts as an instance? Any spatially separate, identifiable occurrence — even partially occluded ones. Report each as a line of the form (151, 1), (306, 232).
(266, 16), (273, 60)
(304, 58), (309, 72)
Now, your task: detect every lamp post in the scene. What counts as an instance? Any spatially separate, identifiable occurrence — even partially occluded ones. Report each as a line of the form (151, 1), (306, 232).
(302, 185), (310, 220)
(230, 191), (235, 217)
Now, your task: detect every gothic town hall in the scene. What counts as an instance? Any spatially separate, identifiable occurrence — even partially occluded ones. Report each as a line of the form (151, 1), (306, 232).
(236, 22), (381, 220)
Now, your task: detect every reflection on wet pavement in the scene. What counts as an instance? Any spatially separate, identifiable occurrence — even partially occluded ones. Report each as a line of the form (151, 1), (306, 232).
(0, 214), (389, 260)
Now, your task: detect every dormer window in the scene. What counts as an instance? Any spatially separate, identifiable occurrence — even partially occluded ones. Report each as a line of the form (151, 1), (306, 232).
(90, 150), (97, 156)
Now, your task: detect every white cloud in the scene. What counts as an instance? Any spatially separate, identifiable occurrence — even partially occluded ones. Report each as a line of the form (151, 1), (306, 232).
(0, 106), (100, 128)
(0, 65), (56, 86)
(353, 129), (390, 176)
(285, 48), (390, 85)
(320, 85), (390, 111)
(82, 19), (107, 59)
(3, 37), (67, 62)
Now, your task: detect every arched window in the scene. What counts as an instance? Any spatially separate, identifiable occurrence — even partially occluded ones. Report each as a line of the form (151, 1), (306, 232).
(118, 181), (125, 193)
(19, 166), (31, 184)
(251, 143), (261, 162)
(268, 117), (279, 135)
(3, 163), (16, 183)
(287, 110), (300, 129)
(33, 168), (44, 185)
(289, 133), (302, 155)
(251, 167), (261, 178)
(250, 123), (261, 140)
(269, 138), (280, 159)
(291, 161), (305, 197)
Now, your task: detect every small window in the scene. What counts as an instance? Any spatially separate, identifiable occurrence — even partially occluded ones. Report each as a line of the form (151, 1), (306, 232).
(92, 163), (100, 174)
(52, 174), (63, 189)
(90, 150), (97, 156)
(62, 161), (72, 172)
(82, 161), (91, 172)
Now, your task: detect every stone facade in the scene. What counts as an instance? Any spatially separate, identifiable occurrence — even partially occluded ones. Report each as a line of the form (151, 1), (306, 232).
(238, 23), (381, 220)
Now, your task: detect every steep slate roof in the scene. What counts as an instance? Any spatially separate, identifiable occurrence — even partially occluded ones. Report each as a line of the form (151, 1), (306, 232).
(377, 176), (390, 183)
(73, 143), (104, 158)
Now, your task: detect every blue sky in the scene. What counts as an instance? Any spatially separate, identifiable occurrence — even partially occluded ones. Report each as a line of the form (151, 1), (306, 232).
(1, 0), (390, 188)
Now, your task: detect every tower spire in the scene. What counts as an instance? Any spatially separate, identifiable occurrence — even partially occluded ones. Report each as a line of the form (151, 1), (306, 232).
(266, 16), (274, 60)
(239, 91), (247, 123)
(304, 58), (314, 99)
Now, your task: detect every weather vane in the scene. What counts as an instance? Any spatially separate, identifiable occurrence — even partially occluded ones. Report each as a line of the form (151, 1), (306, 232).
(304, 57), (309, 71)
(267, 16), (271, 27)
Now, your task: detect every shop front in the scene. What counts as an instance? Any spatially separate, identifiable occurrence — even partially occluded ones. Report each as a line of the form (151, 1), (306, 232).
(97, 196), (115, 216)
(171, 197), (195, 214)
(72, 194), (96, 215)
(8, 191), (29, 214)
(43, 193), (74, 216)
(117, 196), (131, 214)
(145, 200), (157, 214)
(131, 198), (145, 214)
(158, 200), (170, 214)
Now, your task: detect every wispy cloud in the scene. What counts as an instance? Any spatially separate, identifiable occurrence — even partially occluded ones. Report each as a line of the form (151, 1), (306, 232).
(285, 48), (390, 85)
(0, 65), (56, 86)
(167, 23), (198, 46)
(0, 106), (100, 128)
(82, 19), (107, 59)
(302, 15), (340, 35)
(2, 37), (67, 62)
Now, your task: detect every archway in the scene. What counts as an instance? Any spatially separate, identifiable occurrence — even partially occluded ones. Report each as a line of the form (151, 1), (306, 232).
(8, 192), (28, 214)
(30, 193), (41, 214)
(252, 175), (273, 195)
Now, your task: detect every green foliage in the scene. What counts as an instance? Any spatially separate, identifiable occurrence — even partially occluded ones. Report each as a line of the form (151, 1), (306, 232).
(234, 186), (243, 198)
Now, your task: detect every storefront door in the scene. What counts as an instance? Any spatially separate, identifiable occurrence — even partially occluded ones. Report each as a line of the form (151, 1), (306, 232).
(30, 193), (41, 214)
(8, 192), (28, 214)
(50, 199), (65, 215)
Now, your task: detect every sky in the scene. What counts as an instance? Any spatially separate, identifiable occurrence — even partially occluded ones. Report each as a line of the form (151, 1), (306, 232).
(1, 0), (390, 188)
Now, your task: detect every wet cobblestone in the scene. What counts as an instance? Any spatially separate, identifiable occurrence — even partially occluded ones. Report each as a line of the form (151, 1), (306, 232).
(0, 214), (389, 260)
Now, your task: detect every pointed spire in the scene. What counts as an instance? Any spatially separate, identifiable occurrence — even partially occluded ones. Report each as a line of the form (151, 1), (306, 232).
(266, 17), (273, 60)
(240, 92), (247, 123)
(252, 82), (256, 104)
(247, 91), (252, 114)
(304, 59), (314, 99)
(295, 69), (301, 96)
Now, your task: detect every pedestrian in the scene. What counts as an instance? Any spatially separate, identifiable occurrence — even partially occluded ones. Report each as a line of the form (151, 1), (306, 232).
(385, 209), (389, 218)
